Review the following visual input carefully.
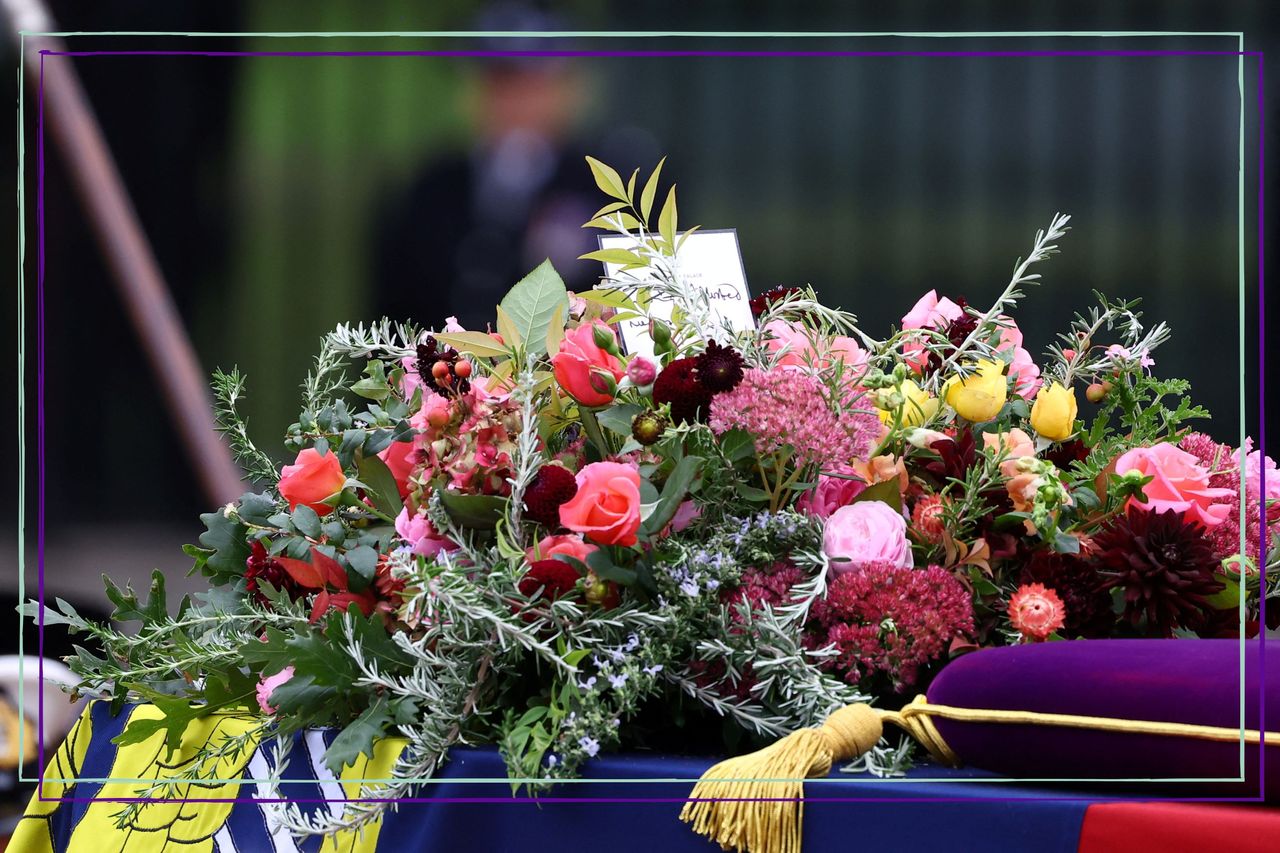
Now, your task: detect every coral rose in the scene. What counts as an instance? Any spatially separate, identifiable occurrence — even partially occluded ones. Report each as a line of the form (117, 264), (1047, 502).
(377, 439), (418, 499)
(278, 448), (346, 515)
(527, 533), (597, 565)
(558, 461), (643, 546)
(1114, 443), (1233, 528)
(822, 501), (913, 574)
(552, 321), (625, 407)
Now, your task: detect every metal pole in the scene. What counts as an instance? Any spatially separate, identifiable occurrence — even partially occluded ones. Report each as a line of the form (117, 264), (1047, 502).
(11, 7), (244, 506)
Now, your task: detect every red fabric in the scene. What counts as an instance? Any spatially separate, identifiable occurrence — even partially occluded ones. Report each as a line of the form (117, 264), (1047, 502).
(1079, 802), (1280, 853)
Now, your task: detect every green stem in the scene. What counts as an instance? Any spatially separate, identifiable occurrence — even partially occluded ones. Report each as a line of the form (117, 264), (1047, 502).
(580, 406), (612, 458)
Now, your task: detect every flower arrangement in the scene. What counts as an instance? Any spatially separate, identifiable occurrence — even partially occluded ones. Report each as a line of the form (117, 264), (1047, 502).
(32, 157), (1277, 838)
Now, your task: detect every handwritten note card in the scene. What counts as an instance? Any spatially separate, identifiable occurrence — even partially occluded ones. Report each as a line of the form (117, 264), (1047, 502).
(597, 229), (755, 358)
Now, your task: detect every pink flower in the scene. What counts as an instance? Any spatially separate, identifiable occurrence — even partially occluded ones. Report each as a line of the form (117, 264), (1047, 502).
(395, 506), (457, 557)
(822, 501), (913, 573)
(762, 320), (867, 375)
(551, 321), (625, 407)
(1105, 344), (1155, 369)
(994, 320), (1042, 399)
(527, 533), (597, 565)
(626, 355), (658, 387)
(709, 368), (882, 468)
(1008, 584), (1066, 641)
(1245, 447), (1280, 521)
(256, 666), (295, 715)
(797, 469), (866, 519)
(558, 461), (642, 547)
(669, 499), (702, 533)
(277, 448), (347, 516)
(901, 290), (965, 370)
(1114, 443), (1234, 528)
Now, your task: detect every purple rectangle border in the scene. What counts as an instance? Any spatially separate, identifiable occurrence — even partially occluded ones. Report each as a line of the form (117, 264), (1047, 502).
(29, 42), (1267, 807)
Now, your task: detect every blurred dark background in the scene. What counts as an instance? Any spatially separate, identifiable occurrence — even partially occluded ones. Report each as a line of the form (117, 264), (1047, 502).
(2, 1), (1275, 615)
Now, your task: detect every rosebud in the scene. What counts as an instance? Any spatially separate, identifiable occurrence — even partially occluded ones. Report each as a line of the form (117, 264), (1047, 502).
(427, 407), (450, 429)
(631, 411), (668, 446)
(1085, 382), (1107, 403)
(626, 355), (658, 387)
(651, 319), (673, 354)
(587, 367), (618, 399)
(592, 323), (622, 356)
(1030, 381), (1078, 441)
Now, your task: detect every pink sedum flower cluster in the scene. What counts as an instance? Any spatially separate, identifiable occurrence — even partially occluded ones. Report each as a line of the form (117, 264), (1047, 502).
(708, 368), (881, 470)
(807, 561), (974, 691)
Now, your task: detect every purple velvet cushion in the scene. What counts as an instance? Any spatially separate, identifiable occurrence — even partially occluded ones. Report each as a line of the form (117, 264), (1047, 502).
(926, 639), (1276, 796)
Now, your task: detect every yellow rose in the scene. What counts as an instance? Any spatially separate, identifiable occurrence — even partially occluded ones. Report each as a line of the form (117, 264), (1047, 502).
(943, 360), (1008, 423)
(1030, 381), (1078, 441)
(877, 379), (940, 427)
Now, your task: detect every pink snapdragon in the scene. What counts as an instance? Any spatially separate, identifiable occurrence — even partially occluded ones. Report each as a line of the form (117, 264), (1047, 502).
(256, 666), (295, 715)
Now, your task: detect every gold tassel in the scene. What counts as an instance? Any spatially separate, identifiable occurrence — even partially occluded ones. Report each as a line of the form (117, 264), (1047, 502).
(679, 703), (883, 853)
(681, 694), (1280, 853)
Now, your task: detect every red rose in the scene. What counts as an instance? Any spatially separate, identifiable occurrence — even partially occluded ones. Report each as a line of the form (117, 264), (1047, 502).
(278, 448), (346, 515)
(551, 321), (624, 407)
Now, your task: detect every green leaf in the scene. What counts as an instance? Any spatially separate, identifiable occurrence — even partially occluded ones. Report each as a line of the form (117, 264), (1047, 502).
(356, 453), (404, 520)
(643, 455), (704, 536)
(113, 695), (211, 757)
(585, 156), (629, 202)
(596, 403), (644, 436)
(292, 505), (323, 539)
(640, 156), (665, 224)
(324, 697), (394, 773)
(434, 331), (510, 359)
(104, 570), (171, 624)
(499, 260), (570, 359)
(237, 492), (278, 526)
(197, 510), (252, 583)
(658, 185), (678, 249)
(718, 428), (756, 464)
(586, 548), (638, 586)
(346, 545), (378, 585)
(578, 288), (639, 311)
(545, 302), (566, 357)
(439, 490), (507, 530)
(579, 248), (646, 268)
(850, 478), (903, 514)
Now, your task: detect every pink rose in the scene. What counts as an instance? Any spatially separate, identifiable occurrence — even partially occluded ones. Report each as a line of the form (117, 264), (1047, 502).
(527, 533), (597, 565)
(551, 321), (625, 407)
(797, 469), (867, 519)
(395, 506), (458, 557)
(669, 500), (702, 533)
(558, 461), (642, 546)
(256, 666), (295, 715)
(822, 501), (913, 574)
(1114, 443), (1234, 528)
(378, 439), (419, 499)
(902, 290), (965, 371)
(995, 320), (1042, 399)
(278, 448), (347, 515)
(763, 320), (867, 374)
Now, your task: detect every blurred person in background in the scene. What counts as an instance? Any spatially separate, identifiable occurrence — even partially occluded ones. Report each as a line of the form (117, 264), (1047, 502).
(375, 2), (657, 329)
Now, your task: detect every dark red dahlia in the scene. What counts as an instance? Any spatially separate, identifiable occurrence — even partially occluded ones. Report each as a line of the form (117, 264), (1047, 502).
(922, 428), (979, 482)
(524, 464), (578, 527)
(415, 335), (471, 397)
(695, 340), (746, 393)
(518, 559), (581, 601)
(1020, 550), (1113, 638)
(1092, 509), (1223, 636)
(749, 286), (805, 318)
(653, 357), (712, 424)
(922, 296), (979, 378)
(1044, 438), (1091, 471)
(244, 540), (298, 606)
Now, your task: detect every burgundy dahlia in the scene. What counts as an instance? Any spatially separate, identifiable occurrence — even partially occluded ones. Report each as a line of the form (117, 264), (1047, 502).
(695, 340), (746, 393)
(922, 296), (980, 378)
(415, 335), (471, 397)
(518, 559), (581, 601)
(749, 286), (805, 318)
(244, 540), (298, 606)
(1092, 508), (1223, 636)
(523, 464), (578, 527)
(653, 357), (712, 424)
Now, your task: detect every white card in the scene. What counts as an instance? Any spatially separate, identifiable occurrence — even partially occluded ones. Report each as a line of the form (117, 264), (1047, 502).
(597, 229), (755, 358)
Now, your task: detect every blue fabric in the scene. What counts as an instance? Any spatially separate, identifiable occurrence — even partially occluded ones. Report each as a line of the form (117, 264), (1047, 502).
(33, 702), (1095, 853)
(394, 748), (1093, 853)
